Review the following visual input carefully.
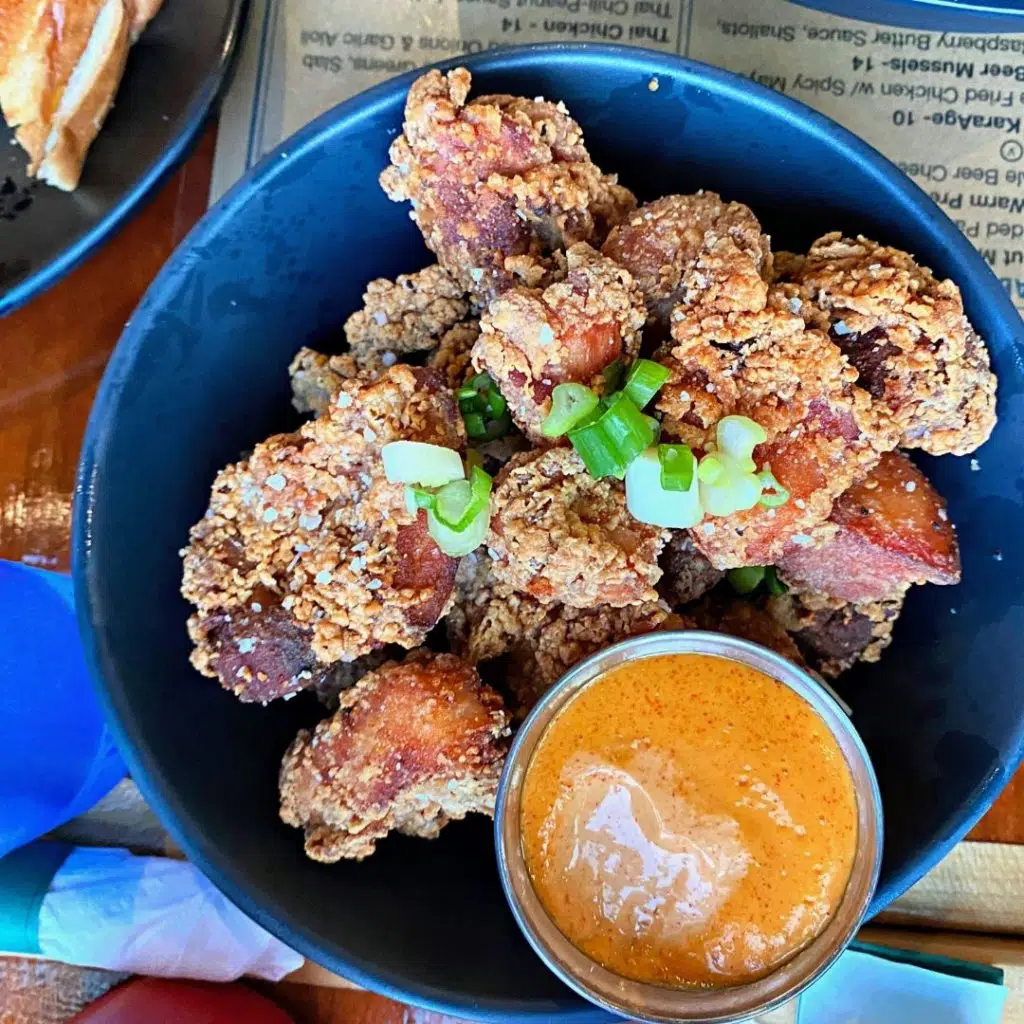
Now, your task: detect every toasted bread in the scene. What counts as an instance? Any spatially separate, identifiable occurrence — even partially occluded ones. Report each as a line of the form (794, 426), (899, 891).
(0, 0), (165, 191)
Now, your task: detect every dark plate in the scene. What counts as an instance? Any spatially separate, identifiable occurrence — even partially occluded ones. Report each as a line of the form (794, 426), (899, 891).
(788, 0), (1024, 30)
(0, 0), (249, 317)
(74, 44), (1024, 1022)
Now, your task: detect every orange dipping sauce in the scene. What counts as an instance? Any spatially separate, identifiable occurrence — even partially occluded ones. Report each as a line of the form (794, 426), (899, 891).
(520, 653), (857, 989)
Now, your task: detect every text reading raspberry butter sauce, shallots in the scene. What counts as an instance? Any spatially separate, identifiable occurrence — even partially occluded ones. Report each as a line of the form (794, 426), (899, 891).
(520, 653), (857, 989)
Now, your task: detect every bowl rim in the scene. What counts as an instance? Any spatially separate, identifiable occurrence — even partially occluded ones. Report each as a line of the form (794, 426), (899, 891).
(72, 41), (1024, 1022)
(494, 631), (884, 1023)
(0, 0), (250, 319)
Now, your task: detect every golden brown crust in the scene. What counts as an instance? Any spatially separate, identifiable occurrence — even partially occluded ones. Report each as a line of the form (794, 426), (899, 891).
(779, 233), (996, 456)
(657, 289), (893, 568)
(288, 348), (360, 417)
(601, 192), (771, 333)
(343, 264), (470, 370)
(426, 320), (481, 390)
(181, 366), (465, 699)
(279, 651), (510, 862)
(447, 551), (669, 716)
(766, 590), (903, 679)
(473, 243), (646, 442)
(380, 68), (635, 303)
(487, 447), (668, 607)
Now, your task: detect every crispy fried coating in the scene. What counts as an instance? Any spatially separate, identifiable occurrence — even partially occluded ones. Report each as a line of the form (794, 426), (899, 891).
(601, 192), (771, 334)
(279, 651), (510, 861)
(288, 348), (360, 417)
(777, 450), (960, 603)
(426, 320), (481, 389)
(473, 243), (646, 441)
(344, 264), (470, 370)
(182, 366), (464, 700)
(447, 552), (669, 715)
(767, 590), (903, 679)
(691, 594), (808, 670)
(657, 531), (725, 607)
(778, 233), (996, 456)
(380, 68), (635, 303)
(658, 289), (893, 568)
(487, 447), (668, 607)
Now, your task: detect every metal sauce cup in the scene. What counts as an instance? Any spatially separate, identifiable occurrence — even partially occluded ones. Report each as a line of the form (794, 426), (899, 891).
(494, 630), (884, 1023)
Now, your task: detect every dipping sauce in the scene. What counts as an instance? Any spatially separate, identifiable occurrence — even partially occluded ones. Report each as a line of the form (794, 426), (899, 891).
(520, 653), (857, 988)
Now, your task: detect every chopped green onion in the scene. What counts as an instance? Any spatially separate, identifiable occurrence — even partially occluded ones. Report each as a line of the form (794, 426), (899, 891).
(485, 390), (507, 418)
(764, 566), (787, 595)
(658, 444), (695, 492)
(758, 467), (790, 508)
(697, 454), (725, 484)
(597, 393), (658, 469)
(382, 441), (465, 487)
(457, 386), (481, 402)
(716, 416), (768, 465)
(569, 392), (656, 478)
(728, 566), (766, 595)
(644, 414), (662, 446)
(469, 372), (493, 391)
(542, 383), (600, 438)
(624, 359), (671, 410)
(434, 479), (474, 529)
(427, 504), (490, 557)
(464, 412), (487, 438)
(626, 446), (703, 528)
(603, 358), (625, 394)
(481, 410), (512, 441)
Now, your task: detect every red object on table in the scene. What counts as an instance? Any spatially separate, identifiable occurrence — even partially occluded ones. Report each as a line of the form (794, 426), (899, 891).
(70, 978), (295, 1023)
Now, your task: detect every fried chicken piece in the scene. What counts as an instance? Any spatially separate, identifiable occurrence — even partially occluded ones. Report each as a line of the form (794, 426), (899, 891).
(690, 594), (808, 670)
(182, 366), (463, 701)
(601, 192), (771, 335)
(288, 347), (360, 416)
(776, 450), (960, 604)
(778, 233), (996, 456)
(657, 532), (725, 607)
(488, 447), (668, 608)
(380, 68), (635, 303)
(447, 552), (670, 716)
(426, 320), (481, 389)
(473, 243), (646, 441)
(767, 590), (903, 679)
(279, 651), (510, 862)
(657, 289), (894, 568)
(344, 264), (470, 370)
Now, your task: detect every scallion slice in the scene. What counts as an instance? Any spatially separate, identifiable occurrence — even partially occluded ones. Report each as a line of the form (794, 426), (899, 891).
(542, 383), (600, 438)
(658, 444), (695, 492)
(728, 566), (766, 595)
(404, 486), (437, 516)
(626, 446), (703, 528)
(427, 504), (490, 557)
(716, 415), (768, 465)
(624, 359), (671, 410)
(758, 467), (790, 508)
(463, 412), (487, 438)
(764, 566), (787, 595)
(597, 392), (658, 468)
(382, 441), (465, 487)
(603, 358), (625, 394)
(434, 466), (493, 531)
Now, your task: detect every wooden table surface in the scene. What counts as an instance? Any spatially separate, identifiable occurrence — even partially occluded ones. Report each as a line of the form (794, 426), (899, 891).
(1, 131), (1021, 1024)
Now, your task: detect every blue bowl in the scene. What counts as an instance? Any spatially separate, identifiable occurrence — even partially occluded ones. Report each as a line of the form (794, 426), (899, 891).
(74, 44), (1024, 1021)
(789, 0), (1024, 31)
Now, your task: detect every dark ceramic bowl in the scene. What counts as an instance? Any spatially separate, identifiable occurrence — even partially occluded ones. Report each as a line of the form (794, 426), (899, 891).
(0, 0), (248, 317)
(74, 45), (1024, 1022)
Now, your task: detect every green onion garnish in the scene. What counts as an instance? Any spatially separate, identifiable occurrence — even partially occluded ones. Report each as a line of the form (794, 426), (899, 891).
(758, 467), (789, 508)
(603, 358), (625, 394)
(569, 392), (657, 478)
(623, 359), (671, 410)
(728, 566), (766, 595)
(542, 383), (600, 438)
(457, 386), (481, 402)
(658, 444), (695, 492)
(463, 412), (487, 438)
(434, 466), (493, 531)
(485, 390), (507, 418)
(764, 566), (787, 595)
(697, 454), (725, 484)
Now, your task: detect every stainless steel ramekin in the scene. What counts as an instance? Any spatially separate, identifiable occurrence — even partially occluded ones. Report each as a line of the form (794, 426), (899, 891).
(494, 630), (883, 1023)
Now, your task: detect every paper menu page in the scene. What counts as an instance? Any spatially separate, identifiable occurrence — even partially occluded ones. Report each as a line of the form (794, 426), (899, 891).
(211, 0), (1024, 314)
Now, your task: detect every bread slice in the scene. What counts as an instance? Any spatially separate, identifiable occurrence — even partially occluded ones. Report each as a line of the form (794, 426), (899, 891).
(0, 0), (165, 191)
